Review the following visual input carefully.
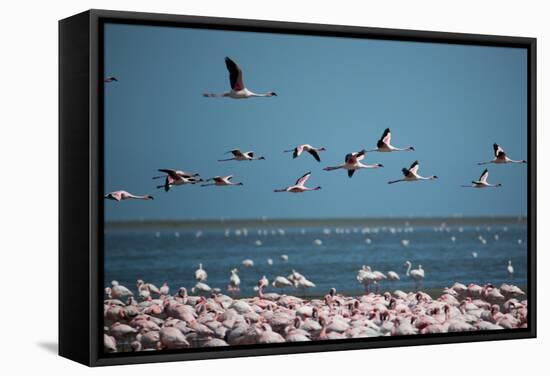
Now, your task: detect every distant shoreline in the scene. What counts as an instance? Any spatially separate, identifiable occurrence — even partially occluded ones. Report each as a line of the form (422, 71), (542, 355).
(104, 216), (527, 231)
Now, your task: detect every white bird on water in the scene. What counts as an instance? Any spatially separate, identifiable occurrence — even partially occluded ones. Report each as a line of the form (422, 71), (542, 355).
(192, 282), (211, 294)
(478, 143), (527, 165)
(195, 263), (208, 282)
(461, 169), (502, 188)
(203, 57), (277, 99)
(404, 261), (425, 290)
(228, 268), (241, 294)
(272, 276), (293, 289)
(242, 259), (254, 267)
(388, 161), (438, 184)
(323, 150), (383, 178)
(366, 128), (415, 152)
(507, 260), (514, 276)
(387, 271), (400, 281)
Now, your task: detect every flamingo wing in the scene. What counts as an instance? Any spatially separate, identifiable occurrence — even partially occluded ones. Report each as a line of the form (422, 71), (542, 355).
(295, 171), (311, 186)
(381, 128), (391, 145)
(158, 169), (180, 179)
(294, 145), (304, 159)
(307, 149), (321, 162)
(479, 169), (489, 183)
(348, 170), (356, 178)
(225, 57), (244, 91)
(408, 160), (420, 175)
(493, 143), (506, 158)
(228, 149), (245, 157)
(355, 149), (366, 161)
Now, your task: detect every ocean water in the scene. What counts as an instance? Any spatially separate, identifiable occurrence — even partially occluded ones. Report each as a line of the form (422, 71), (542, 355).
(104, 221), (528, 297)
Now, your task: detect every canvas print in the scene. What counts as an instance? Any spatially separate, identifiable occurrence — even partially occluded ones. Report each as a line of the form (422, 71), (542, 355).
(102, 23), (528, 353)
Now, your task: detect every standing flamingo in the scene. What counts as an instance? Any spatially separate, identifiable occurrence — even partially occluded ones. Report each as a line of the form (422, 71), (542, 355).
(478, 143), (527, 165)
(388, 161), (438, 184)
(507, 260), (514, 276)
(104, 190), (154, 201)
(218, 149), (265, 161)
(461, 169), (502, 188)
(404, 261), (425, 290)
(195, 263), (208, 282)
(323, 150), (383, 178)
(284, 144), (326, 162)
(366, 128), (415, 152)
(203, 57), (277, 99)
(274, 171), (321, 193)
(201, 176), (243, 187)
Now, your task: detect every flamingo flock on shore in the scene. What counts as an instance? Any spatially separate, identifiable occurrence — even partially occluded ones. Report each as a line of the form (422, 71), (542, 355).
(103, 277), (527, 352)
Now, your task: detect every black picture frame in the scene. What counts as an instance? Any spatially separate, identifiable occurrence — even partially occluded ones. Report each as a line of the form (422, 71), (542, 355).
(59, 9), (537, 367)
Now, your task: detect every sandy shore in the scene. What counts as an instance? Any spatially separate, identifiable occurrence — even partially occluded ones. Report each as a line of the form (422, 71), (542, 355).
(104, 282), (527, 353)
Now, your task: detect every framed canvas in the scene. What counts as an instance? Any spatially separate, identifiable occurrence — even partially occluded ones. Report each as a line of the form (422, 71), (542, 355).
(59, 9), (536, 366)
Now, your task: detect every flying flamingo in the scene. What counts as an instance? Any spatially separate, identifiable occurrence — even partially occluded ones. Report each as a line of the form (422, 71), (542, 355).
(461, 169), (502, 188)
(104, 76), (118, 83)
(323, 149), (383, 178)
(366, 128), (415, 152)
(274, 171), (321, 193)
(104, 190), (153, 201)
(404, 261), (425, 290)
(388, 160), (438, 184)
(153, 169), (203, 191)
(203, 57), (277, 99)
(478, 143), (527, 165)
(218, 149), (265, 162)
(201, 176), (243, 187)
(284, 144), (326, 162)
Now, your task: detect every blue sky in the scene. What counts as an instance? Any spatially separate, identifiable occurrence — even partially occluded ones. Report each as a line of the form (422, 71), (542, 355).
(103, 23), (528, 221)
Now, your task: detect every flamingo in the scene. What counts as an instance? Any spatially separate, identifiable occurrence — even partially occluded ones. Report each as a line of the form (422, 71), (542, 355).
(478, 143), (527, 165)
(461, 169), (502, 188)
(191, 282), (212, 294)
(274, 171), (321, 193)
(218, 149), (265, 162)
(272, 276), (293, 289)
(203, 57), (277, 99)
(104, 76), (118, 83)
(104, 190), (154, 201)
(404, 261), (424, 290)
(153, 169), (203, 191)
(201, 176), (243, 187)
(388, 161), (438, 184)
(195, 263), (208, 282)
(254, 276), (269, 292)
(284, 144), (326, 162)
(227, 268), (241, 295)
(367, 128), (415, 152)
(387, 271), (400, 281)
(323, 149), (383, 178)
(507, 260), (514, 276)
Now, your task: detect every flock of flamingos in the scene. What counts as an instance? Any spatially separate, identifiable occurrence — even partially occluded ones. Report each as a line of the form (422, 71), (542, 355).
(103, 57), (528, 352)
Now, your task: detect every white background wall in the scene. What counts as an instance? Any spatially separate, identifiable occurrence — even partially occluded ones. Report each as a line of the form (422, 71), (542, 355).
(0, 0), (546, 374)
